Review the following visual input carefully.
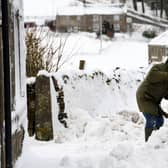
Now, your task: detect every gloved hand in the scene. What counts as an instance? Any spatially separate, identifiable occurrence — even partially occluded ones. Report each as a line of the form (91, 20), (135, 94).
(162, 111), (168, 118)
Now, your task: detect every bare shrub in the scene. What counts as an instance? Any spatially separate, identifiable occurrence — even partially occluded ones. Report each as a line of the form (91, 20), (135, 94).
(26, 28), (45, 77)
(26, 27), (78, 77)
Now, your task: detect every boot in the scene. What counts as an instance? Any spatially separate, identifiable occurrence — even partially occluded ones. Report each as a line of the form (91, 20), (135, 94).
(145, 128), (153, 142)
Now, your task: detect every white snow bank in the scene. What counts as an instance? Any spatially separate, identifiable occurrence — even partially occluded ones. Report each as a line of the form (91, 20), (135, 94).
(55, 68), (144, 117)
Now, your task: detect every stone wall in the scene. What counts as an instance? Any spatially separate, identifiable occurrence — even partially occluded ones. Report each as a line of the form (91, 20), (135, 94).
(51, 76), (67, 128)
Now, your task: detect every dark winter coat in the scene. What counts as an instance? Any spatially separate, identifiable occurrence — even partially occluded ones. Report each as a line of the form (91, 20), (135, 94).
(136, 63), (168, 116)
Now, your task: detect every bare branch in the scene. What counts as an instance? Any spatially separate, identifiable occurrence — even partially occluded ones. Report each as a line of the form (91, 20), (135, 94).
(26, 27), (80, 74)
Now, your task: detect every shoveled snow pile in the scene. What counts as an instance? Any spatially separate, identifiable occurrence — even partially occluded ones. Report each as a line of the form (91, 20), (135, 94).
(49, 68), (144, 142)
(56, 68), (143, 119)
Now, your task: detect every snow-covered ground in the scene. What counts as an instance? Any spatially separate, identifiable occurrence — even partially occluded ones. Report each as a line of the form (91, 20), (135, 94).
(15, 23), (168, 168)
(39, 26), (160, 74)
(16, 1), (168, 167)
(61, 32), (149, 73)
(15, 123), (168, 168)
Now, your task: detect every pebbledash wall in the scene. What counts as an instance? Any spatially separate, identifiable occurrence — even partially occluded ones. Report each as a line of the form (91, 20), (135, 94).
(27, 68), (145, 142)
(0, 0), (27, 167)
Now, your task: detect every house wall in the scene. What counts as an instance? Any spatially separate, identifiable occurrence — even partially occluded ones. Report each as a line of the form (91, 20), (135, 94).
(81, 15), (93, 32)
(148, 45), (166, 64)
(56, 15), (93, 32)
(120, 14), (127, 32)
(11, 2), (27, 165)
(0, 0), (27, 167)
(102, 14), (127, 32)
(56, 15), (70, 32)
(56, 13), (127, 33)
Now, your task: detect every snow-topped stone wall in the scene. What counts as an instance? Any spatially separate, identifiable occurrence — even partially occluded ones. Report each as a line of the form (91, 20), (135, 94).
(54, 68), (145, 117)
(49, 68), (146, 142)
(27, 68), (145, 141)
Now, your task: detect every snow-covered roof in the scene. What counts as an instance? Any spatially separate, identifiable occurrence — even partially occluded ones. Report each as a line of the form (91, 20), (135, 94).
(149, 30), (168, 46)
(57, 4), (127, 16)
(24, 16), (54, 25)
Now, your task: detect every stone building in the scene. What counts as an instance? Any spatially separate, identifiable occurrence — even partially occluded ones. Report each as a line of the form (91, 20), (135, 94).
(56, 4), (127, 34)
(0, 0), (27, 167)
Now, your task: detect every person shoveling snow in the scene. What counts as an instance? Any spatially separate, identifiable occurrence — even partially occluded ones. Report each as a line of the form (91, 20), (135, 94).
(136, 58), (168, 142)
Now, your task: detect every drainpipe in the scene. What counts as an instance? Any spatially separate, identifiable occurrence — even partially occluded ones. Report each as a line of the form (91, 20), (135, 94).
(1, 0), (12, 168)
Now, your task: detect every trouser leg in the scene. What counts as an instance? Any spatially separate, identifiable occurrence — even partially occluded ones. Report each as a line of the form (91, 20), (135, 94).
(143, 112), (164, 142)
(145, 128), (153, 142)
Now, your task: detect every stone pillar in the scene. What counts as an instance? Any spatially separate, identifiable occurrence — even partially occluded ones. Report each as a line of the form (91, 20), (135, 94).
(35, 75), (53, 141)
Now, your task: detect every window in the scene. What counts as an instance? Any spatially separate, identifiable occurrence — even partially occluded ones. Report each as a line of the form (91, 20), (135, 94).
(73, 26), (79, 32)
(93, 15), (99, 22)
(165, 48), (168, 56)
(114, 24), (120, 31)
(93, 24), (99, 32)
(113, 15), (120, 22)
(66, 16), (70, 22)
(67, 26), (73, 33)
(152, 47), (157, 56)
(77, 16), (81, 21)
